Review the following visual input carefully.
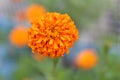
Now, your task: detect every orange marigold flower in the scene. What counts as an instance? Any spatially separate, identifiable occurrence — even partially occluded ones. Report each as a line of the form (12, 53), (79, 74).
(26, 4), (46, 22)
(28, 12), (79, 58)
(9, 26), (28, 47)
(75, 49), (98, 69)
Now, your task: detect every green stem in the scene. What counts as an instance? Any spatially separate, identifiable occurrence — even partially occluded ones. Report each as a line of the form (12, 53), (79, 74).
(99, 42), (111, 80)
(73, 69), (79, 80)
(52, 58), (59, 80)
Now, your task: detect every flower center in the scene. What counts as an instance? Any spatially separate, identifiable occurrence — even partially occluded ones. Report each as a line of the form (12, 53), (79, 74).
(49, 29), (59, 39)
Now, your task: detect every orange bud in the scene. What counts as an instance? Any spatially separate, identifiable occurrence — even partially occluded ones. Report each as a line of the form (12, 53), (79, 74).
(75, 49), (98, 70)
(9, 26), (28, 47)
(26, 4), (46, 22)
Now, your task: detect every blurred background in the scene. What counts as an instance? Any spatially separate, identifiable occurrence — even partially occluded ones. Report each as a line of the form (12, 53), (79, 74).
(0, 0), (120, 80)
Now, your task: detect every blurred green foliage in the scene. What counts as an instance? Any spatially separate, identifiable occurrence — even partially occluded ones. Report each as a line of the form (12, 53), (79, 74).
(29, 0), (113, 29)
(0, 32), (5, 43)
(12, 46), (120, 80)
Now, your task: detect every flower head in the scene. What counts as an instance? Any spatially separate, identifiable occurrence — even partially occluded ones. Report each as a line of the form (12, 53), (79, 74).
(26, 4), (46, 22)
(9, 26), (28, 47)
(75, 49), (98, 69)
(28, 12), (79, 58)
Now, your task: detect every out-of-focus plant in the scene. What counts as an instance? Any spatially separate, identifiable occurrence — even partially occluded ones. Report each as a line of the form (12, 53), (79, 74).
(12, 42), (120, 80)
(25, 4), (47, 22)
(29, 0), (113, 29)
(9, 26), (28, 47)
(75, 49), (98, 70)
(10, 27), (120, 80)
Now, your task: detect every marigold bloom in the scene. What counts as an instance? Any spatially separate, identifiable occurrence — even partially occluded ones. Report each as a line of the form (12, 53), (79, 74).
(26, 4), (46, 22)
(9, 26), (28, 47)
(28, 12), (79, 58)
(75, 49), (98, 69)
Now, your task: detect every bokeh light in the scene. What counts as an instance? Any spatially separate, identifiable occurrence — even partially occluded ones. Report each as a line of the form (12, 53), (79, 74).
(26, 4), (46, 22)
(75, 49), (98, 69)
(9, 26), (28, 47)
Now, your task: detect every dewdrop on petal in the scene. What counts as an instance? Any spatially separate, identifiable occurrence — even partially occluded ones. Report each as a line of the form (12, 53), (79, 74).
(28, 12), (79, 58)
(75, 49), (98, 69)
(9, 26), (28, 47)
